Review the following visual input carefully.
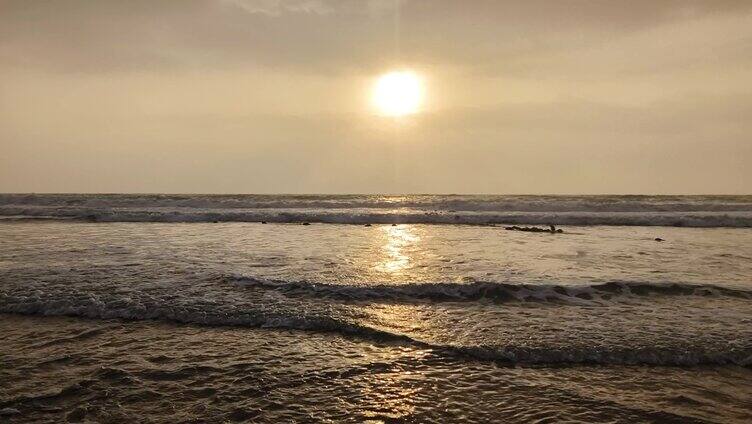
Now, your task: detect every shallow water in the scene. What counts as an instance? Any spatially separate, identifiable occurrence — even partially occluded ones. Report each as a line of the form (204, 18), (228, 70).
(2, 314), (751, 423)
(1, 220), (751, 422)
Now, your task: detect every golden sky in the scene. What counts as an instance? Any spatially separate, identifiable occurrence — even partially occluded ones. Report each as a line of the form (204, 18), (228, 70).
(1, 0), (750, 194)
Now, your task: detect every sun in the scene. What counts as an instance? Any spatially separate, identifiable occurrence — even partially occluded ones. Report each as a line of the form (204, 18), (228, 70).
(372, 70), (424, 117)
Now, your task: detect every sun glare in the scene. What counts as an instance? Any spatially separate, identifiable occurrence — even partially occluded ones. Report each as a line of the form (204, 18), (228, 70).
(372, 70), (423, 117)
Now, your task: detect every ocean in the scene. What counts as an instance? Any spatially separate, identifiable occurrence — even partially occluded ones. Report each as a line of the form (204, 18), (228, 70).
(1, 194), (751, 422)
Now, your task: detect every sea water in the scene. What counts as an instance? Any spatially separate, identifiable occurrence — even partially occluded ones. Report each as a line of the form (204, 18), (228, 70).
(1, 195), (751, 422)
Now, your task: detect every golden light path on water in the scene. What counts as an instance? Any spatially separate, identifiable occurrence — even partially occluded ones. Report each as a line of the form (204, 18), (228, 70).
(374, 224), (421, 275)
(369, 224), (432, 348)
(359, 224), (428, 421)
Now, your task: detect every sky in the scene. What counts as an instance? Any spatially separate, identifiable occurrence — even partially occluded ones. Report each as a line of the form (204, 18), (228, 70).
(1, 0), (751, 194)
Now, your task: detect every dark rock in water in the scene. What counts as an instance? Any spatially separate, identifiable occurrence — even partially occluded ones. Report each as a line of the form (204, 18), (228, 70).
(655, 237), (664, 242)
(261, 221), (267, 224)
(302, 222), (310, 226)
(364, 224), (372, 227)
(212, 220), (219, 223)
(505, 225), (563, 234)
(391, 223), (397, 226)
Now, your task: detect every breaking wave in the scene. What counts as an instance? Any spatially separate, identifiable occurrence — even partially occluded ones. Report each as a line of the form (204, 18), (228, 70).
(2, 194), (752, 226)
(2, 278), (751, 366)
(2, 208), (752, 227)
(3, 193), (752, 212)
(230, 277), (752, 304)
(1, 298), (749, 366)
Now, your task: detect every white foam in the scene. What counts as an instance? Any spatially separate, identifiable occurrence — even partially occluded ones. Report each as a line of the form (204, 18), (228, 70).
(2, 194), (751, 226)
(2, 206), (752, 227)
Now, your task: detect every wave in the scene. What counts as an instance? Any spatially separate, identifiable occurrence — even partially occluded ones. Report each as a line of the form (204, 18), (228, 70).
(3, 194), (752, 212)
(0, 293), (418, 345)
(2, 207), (752, 227)
(3, 274), (751, 366)
(2, 194), (752, 227)
(443, 344), (752, 366)
(1, 297), (749, 366)
(230, 277), (752, 304)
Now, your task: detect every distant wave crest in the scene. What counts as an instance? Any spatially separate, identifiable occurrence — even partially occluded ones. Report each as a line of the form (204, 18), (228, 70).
(2, 207), (752, 227)
(2, 194), (752, 226)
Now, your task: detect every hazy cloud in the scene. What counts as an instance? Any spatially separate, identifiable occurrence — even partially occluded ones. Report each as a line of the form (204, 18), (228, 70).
(223, 0), (335, 16)
(2, 0), (750, 74)
(1, 0), (751, 193)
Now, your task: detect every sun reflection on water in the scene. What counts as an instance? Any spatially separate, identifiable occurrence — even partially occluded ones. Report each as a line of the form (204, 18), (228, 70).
(374, 225), (420, 275)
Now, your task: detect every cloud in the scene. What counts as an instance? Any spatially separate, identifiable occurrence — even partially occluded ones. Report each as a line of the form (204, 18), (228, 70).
(0, 0), (399, 74)
(1, 0), (750, 75)
(222, 0), (335, 16)
(1, 0), (750, 193)
(221, 0), (401, 16)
